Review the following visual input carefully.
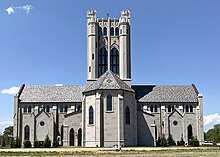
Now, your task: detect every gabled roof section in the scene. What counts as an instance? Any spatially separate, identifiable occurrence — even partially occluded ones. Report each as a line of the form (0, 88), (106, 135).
(19, 85), (86, 103)
(84, 70), (134, 93)
(132, 85), (198, 103)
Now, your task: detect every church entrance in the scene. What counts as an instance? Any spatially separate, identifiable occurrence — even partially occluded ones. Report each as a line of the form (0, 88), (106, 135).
(187, 125), (193, 145)
(78, 128), (82, 146)
(70, 128), (74, 146)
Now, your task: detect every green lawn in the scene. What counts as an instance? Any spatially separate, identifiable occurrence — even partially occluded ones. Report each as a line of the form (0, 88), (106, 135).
(0, 147), (220, 157)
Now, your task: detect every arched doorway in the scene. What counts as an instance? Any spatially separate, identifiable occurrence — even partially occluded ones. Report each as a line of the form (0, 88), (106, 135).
(78, 128), (82, 146)
(69, 128), (74, 146)
(188, 125), (193, 145)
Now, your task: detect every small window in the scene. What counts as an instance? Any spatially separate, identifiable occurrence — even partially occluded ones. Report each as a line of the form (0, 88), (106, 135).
(64, 105), (68, 113)
(168, 105), (172, 112)
(89, 106), (94, 124)
(107, 94), (112, 111)
(115, 27), (119, 35)
(89, 66), (91, 72)
(190, 105), (193, 113)
(92, 53), (94, 60)
(150, 105), (153, 112)
(172, 105), (175, 112)
(155, 105), (158, 112)
(186, 105), (189, 112)
(120, 29), (122, 34)
(98, 27), (102, 36)
(173, 120), (178, 126)
(77, 105), (81, 111)
(46, 105), (50, 112)
(103, 27), (107, 35)
(125, 106), (130, 125)
(24, 106), (27, 113)
(28, 106), (31, 113)
(60, 105), (63, 113)
(40, 121), (45, 126)
(110, 27), (114, 36)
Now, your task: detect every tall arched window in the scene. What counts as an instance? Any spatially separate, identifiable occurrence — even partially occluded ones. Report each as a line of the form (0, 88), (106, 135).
(110, 48), (119, 74)
(168, 105), (172, 112)
(186, 105), (189, 112)
(98, 48), (108, 76)
(110, 27), (114, 36)
(115, 27), (119, 36)
(125, 106), (130, 125)
(28, 106), (31, 113)
(24, 125), (30, 141)
(98, 27), (102, 36)
(107, 94), (112, 111)
(103, 27), (107, 35)
(89, 106), (94, 125)
(190, 105), (193, 113)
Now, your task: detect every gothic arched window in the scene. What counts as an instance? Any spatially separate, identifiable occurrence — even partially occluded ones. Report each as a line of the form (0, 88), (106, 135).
(89, 106), (94, 125)
(107, 94), (112, 111)
(24, 125), (30, 141)
(103, 27), (107, 35)
(125, 106), (130, 125)
(110, 48), (119, 74)
(98, 48), (108, 76)
(98, 27), (102, 36)
(172, 105), (175, 112)
(115, 27), (119, 36)
(110, 27), (114, 36)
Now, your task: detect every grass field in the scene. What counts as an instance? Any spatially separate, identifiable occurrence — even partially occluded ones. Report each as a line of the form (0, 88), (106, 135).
(0, 147), (220, 157)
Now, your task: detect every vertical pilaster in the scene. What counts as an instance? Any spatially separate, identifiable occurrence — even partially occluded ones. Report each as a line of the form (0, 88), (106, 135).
(107, 17), (111, 71)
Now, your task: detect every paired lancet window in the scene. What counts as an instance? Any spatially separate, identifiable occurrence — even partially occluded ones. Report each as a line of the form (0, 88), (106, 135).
(89, 106), (94, 125)
(24, 106), (31, 113)
(150, 105), (158, 113)
(60, 105), (68, 113)
(168, 105), (175, 112)
(186, 105), (193, 113)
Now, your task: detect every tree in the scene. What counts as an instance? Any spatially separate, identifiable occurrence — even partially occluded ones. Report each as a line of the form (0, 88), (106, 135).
(1, 126), (13, 146)
(205, 124), (220, 144)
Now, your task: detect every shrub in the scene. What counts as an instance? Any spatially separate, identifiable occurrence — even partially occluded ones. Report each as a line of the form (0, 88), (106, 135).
(157, 134), (168, 146)
(34, 140), (40, 148)
(52, 138), (59, 147)
(23, 140), (32, 148)
(44, 135), (51, 148)
(168, 134), (176, 146)
(177, 137), (185, 146)
(191, 136), (199, 147)
(9, 139), (15, 148)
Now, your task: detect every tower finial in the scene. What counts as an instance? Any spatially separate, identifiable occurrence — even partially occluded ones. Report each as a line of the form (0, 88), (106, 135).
(107, 13), (109, 19)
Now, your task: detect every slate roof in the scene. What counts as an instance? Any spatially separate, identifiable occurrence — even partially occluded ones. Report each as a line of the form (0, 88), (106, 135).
(131, 85), (198, 103)
(83, 70), (134, 93)
(19, 85), (86, 102)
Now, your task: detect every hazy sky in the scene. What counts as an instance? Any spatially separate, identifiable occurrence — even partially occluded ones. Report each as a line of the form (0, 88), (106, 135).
(0, 0), (219, 133)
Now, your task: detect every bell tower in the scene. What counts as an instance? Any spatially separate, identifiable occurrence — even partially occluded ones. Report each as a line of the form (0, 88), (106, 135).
(86, 10), (131, 85)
